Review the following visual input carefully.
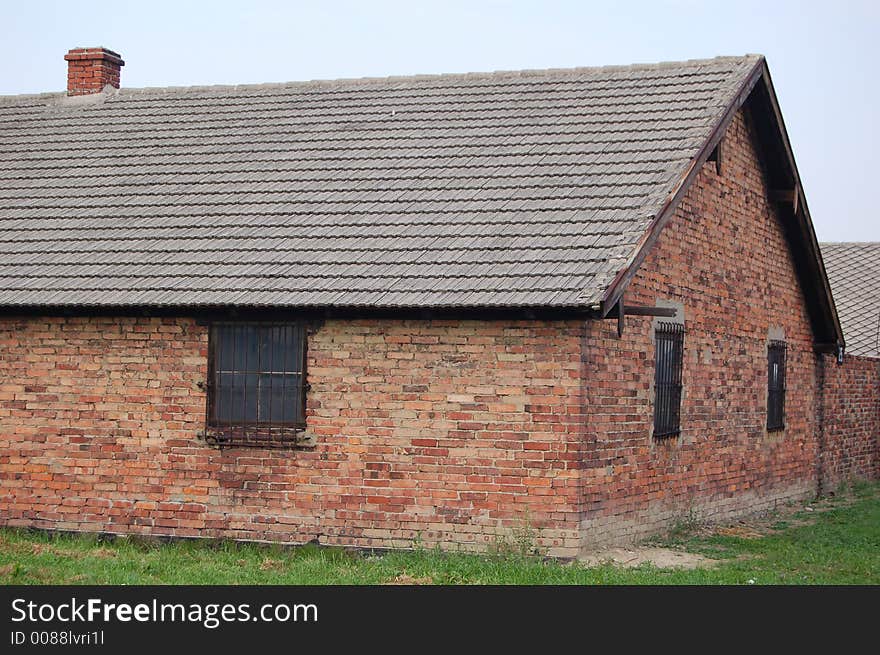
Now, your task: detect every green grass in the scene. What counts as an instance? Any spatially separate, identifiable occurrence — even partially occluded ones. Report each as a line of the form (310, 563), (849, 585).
(2, 481), (878, 585)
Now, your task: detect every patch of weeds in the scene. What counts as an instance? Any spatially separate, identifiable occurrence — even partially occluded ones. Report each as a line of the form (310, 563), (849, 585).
(690, 544), (735, 560)
(0, 563), (20, 578)
(845, 478), (874, 499)
(385, 573), (433, 585)
(714, 525), (763, 539)
(259, 557), (284, 572)
(488, 514), (542, 559)
(125, 534), (166, 552)
(314, 544), (359, 566)
(633, 561), (658, 573)
(511, 517), (542, 557)
(665, 507), (702, 543)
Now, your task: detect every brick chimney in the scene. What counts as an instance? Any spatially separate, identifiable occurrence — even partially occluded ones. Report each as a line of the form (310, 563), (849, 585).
(64, 47), (124, 96)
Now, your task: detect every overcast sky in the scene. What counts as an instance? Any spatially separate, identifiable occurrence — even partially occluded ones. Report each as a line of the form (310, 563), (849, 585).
(2, 0), (877, 241)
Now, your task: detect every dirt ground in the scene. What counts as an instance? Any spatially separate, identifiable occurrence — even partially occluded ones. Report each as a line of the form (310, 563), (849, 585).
(578, 547), (714, 569)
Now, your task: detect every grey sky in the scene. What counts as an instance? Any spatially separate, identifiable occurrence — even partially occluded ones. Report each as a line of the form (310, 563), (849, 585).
(2, 0), (877, 241)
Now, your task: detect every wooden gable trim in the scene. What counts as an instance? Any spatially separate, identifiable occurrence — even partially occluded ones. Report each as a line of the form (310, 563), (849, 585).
(748, 65), (844, 351)
(600, 58), (844, 350)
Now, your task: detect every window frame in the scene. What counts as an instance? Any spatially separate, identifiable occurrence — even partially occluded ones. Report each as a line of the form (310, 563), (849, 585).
(766, 340), (787, 432)
(653, 321), (685, 439)
(205, 321), (309, 447)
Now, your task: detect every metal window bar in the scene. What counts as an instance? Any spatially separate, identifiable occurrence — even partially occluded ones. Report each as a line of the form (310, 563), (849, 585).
(207, 323), (307, 448)
(654, 322), (684, 438)
(767, 341), (786, 431)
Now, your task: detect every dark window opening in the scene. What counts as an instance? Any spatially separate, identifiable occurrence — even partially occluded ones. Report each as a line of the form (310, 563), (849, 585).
(767, 341), (786, 431)
(206, 323), (307, 447)
(707, 142), (723, 175)
(654, 322), (684, 439)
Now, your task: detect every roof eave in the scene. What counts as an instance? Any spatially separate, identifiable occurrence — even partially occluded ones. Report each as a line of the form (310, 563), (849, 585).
(0, 302), (603, 321)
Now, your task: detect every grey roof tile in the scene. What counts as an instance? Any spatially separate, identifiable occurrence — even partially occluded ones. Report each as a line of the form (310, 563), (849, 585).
(820, 242), (880, 358)
(0, 56), (762, 308)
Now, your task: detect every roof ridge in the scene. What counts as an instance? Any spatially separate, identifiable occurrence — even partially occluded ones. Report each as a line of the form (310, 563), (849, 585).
(0, 54), (763, 102)
(0, 91), (65, 104)
(820, 241), (880, 247)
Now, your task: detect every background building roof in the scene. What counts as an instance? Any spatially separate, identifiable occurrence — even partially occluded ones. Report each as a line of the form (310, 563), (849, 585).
(820, 242), (880, 357)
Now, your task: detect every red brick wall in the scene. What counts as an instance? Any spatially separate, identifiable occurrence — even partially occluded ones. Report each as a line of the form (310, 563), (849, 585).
(0, 317), (586, 557)
(578, 108), (824, 548)
(819, 353), (880, 488)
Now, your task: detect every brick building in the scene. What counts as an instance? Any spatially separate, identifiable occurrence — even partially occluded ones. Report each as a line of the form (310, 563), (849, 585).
(818, 242), (880, 488)
(0, 49), (876, 557)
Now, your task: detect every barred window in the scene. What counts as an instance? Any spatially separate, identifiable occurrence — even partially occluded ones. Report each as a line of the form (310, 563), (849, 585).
(206, 323), (307, 447)
(654, 322), (684, 438)
(767, 341), (786, 431)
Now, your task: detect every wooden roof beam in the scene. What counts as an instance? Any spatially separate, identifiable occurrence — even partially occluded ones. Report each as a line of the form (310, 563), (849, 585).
(623, 305), (678, 317)
(771, 188), (799, 214)
(607, 296), (678, 337)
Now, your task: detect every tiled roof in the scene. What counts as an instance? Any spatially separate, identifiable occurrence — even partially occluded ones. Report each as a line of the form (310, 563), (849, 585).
(0, 55), (762, 308)
(820, 242), (880, 358)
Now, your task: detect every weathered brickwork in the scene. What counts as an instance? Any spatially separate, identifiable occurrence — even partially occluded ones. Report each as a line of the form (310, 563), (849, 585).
(64, 47), (124, 96)
(578, 109), (825, 549)
(0, 106), (876, 555)
(820, 353), (880, 489)
(0, 317), (586, 557)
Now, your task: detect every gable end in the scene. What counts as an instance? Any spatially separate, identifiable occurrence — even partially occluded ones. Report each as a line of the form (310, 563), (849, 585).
(601, 59), (843, 352)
